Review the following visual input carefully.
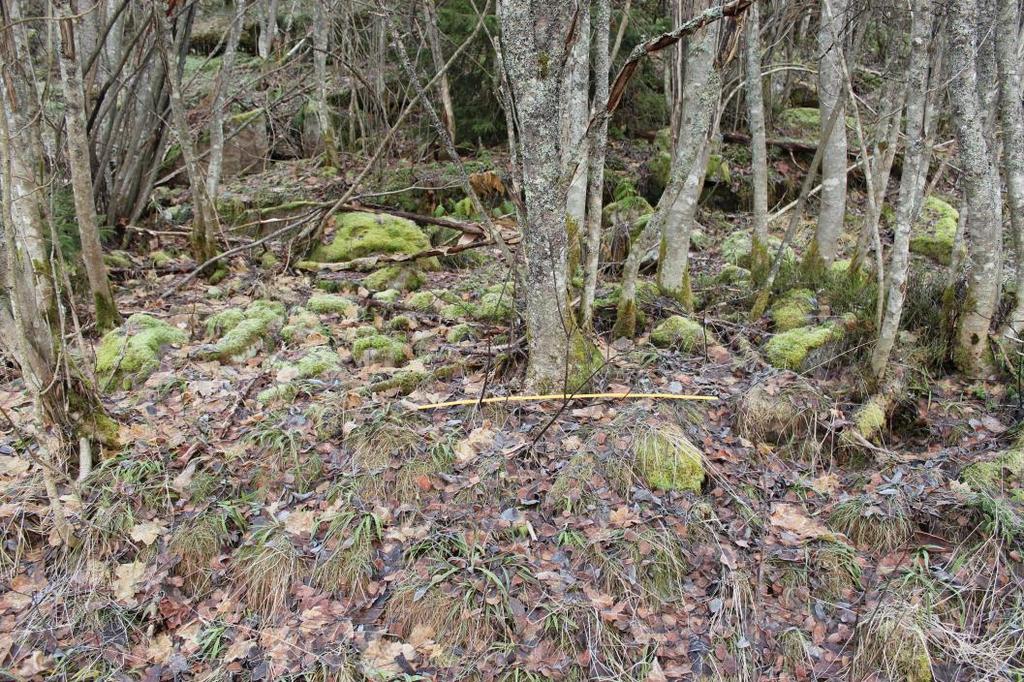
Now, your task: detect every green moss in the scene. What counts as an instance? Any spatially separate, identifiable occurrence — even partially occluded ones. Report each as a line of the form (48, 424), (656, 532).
(764, 324), (840, 370)
(312, 212), (432, 263)
(716, 264), (751, 285)
(352, 334), (407, 367)
(650, 315), (705, 351)
(373, 289), (401, 304)
(260, 251), (279, 268)
(208, 267), (229, 285)
(281, 308), (323, 342)
(257, 347), (340, 403)
(365, 370), (428, 395)
(602, 194), (653, 228)
(777, 107), (854, 140)
(706, 154), (730, 183)
(722, 231), (794, 268)
(150, 250), (175, 267)
(203, 300), (284, 362)
(475, 291), (513, 322)
(307, 294), (359, 319)
(103, 250), (132, 269)
(96, 314), (187, 391)
(853, 398), (886, 441)
(446, 323), (474, 343)
(770, 289), (816, 332)
(612, 298), (639, 339)
(910, 196), (959, 265)
(387, 315), (414, 331)
(363, 265), (424, 292)
(406, 291), (440, 312)
(961, 446), (1024, 491)
(634, 424), (705, 493)
(566, 331), (604, 391)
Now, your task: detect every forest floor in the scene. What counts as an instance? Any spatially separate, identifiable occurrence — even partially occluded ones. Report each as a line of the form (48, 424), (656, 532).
(2, 146), (1024, 681)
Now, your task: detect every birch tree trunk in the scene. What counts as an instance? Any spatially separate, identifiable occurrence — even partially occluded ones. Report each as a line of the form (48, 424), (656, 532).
(743, 0), (770, 287)
(496, 0), (582, 389)
(995, 0), (1024, 338)
(948, 0), (1003, 374)
(561, 1), (590, 245)
(655, 9), (718, 308)
(581, 0), (611, 330)
(805, 0), (848, 272)
(151, 0), (218, 265)
(206, 0), (246, 201)
(56, 0), (120, 332)
(870, 0), (931, 380)
(258, 0), (278, 59)
(422, 0), (455, 142)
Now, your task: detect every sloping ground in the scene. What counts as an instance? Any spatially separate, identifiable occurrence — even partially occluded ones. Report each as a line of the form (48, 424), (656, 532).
(2, 208), (1023, 680)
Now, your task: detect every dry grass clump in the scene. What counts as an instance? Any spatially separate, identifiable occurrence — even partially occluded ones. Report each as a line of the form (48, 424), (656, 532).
(169, 509), (235, 595)
(347, 411), (423, 499)
(546, 451), (600, 515)
(852, 599), (933, 682)
(779, 627), (812, 677)
(735, 374), (828, 460)
(829, 493), (913, 553)
(594, 523), (689, 604)
(706, 569), (757, 682)
(313, 510), (382, 600)
(812, 539), (862, 601)
(233, 524), (308, 619)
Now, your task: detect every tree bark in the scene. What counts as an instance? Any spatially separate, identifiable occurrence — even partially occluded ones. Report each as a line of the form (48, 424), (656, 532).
(743, 0), (770, 287)
(561, 1), (591, 242)
(996, 0), (1024, 338)
(422, 0), (455, 142)
(56, 0), (121, 333)
(947, 0), (1003, 374)
(258, 0), (278, 59)
(870, 0), (931, 380)
(207, 0), (247, 201)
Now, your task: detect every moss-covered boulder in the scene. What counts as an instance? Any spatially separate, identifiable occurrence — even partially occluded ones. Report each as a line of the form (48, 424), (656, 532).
(103, 250), (132, 269)
(406, 291), (442, 312)
(257, 347), (341, 403)
(312, 212), (433, 264)
(650, 315), (706, 351)
(777, 107), (853, 141)
(363, 265), (424, 292)
(352, 334), (408, 367)
(961, 443), (1024, 492)
(96, 314), (187, 391)
(202, 300), (285, 363)
(910, 197), (958, 265)
(446, 323), (475, 343)
(281, 308), (324, 343)
(307, 294), (359, 319)
(764, 324), (841, 370)
(770, 289), (816, 332)
(722, 231), (794, 269)
(716, 264), (751, 286)
(634, 424), (705, 493)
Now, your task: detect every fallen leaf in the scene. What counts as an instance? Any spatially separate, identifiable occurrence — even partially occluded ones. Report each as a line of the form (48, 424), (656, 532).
(454, 425), (495, 465)
(770, 503), (834, 542)
(113, 561), (148, 604)
(130, 521), (167, 546)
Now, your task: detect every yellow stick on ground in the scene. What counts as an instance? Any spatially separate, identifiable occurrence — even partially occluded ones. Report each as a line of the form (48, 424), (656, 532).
(412, 392), (718, 410)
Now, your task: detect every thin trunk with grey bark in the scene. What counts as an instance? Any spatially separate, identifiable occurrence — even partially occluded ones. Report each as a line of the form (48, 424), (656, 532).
(561, 1), (590, 246)
(996, 0), (1024, 338)
(207, 0), (246, 201)
(258, 0), (278, 59)
(744, 0), (770, 286)
(870, 0), (931, 380)
(947, 0), (1003, 373)
(56, 0), (120, 332)
(423, 0), (455, 142)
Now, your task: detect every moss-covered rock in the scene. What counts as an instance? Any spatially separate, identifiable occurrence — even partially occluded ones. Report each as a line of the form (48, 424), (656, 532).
(650, 315), (706, 351)
(446, 323), (475, 343)
(96, 314), (187, 391)
(372, 289), (401, 304)
(281, 308), (324, 343)
(150, 250), (175, 267)
(406, 291), (441, 312)
(103, 250), (132, 269)
(722, 231), (794, 269)
(764, 324), (841, 370)
(312, 212), (433, 264)
(770, 289), (816, 332)
(257, 347), (341, 403)
(363, 265), (424, 292)
(387, 315), (415, 331)
(307, 293), (359, 319)
(961, 445), (1024, 491)
(777, 107), (854, 140)
(352, 334), (408, 367)
(634, 424), (705, 493)
(910, 197), (959, 265)
(716, 264), (751, 286)
(203, 300), (285, 362)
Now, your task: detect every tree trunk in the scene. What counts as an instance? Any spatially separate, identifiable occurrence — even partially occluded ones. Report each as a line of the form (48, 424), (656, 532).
(996, 0), (1024, 338)
(744, 0), (770, 287)
(207, 0), (247, 201)
(56, 0), (121, 333)
(497, 0), (579, 389)
(870, 0), (931, 380)
(581, 0), (611, 330)
(561, 1), (590, 246)
(422, 0), (455, 142)
(805, 0), (848, 272)
(655, 8), (719, 308)
(258, 0), (278, 59)
(947, 0), (1003, 374)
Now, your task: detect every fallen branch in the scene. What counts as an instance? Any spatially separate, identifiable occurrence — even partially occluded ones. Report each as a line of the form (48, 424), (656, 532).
(412, 392), (718, 410)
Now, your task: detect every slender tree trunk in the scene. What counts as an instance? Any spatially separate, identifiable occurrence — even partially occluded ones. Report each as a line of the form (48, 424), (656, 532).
(744, 0), (770, 287)
(947, 0), (1003, 373)
(422, 0), (455, 142)
(497, 0), (579, 389)
(996, 0), (1024, 338)
(655, 8), (718, 308)
(258, 0), (278, 59)
(870, 0), (931, 380)
(151, 0), (218, 265)
(581, 0), (611, 329)
(207, 0), (246, 201)
(609, 0), (630, 66)
(805, 0), (848, 272)
(56, 0), (120, 332)
(561, 1), (590, 246)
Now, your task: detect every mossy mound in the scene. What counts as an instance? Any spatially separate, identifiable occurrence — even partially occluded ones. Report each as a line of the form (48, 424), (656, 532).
(602, 194), (653, 229)
(312, 212), (433, 264)
(365, 369), (429, 396)
(150, 250), (176, 267)
(722, 231), (794, 269)
(257, 347), (341, 403)
(650, 315), (706, 351)
(406, 291), (441, 312)
(387, 315), (415, 331)
(446, 323), (475, 343)
(103, 250), (132, 269)
(850, 397), (887, 442)
(96, 314), (188, 391)
(776, 107), (854, 140)
(202, 300), (285, 363)
(280, 308), (324, 343)
(633, 423), (705, 493)
(910, 197), (958, 265)
(961, 444), (1024, 492)
(770, 289), (816, 332)
(764, 324), (841, 370)
(307, 294), (360, 319)
(735, 374), (824, 449)
(363, 265), (424, 292)
(372, 289), (402, 304)
(716, 264), (751, 286)
(352, 334), (408, 367)
(440, 286), (513, 324)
